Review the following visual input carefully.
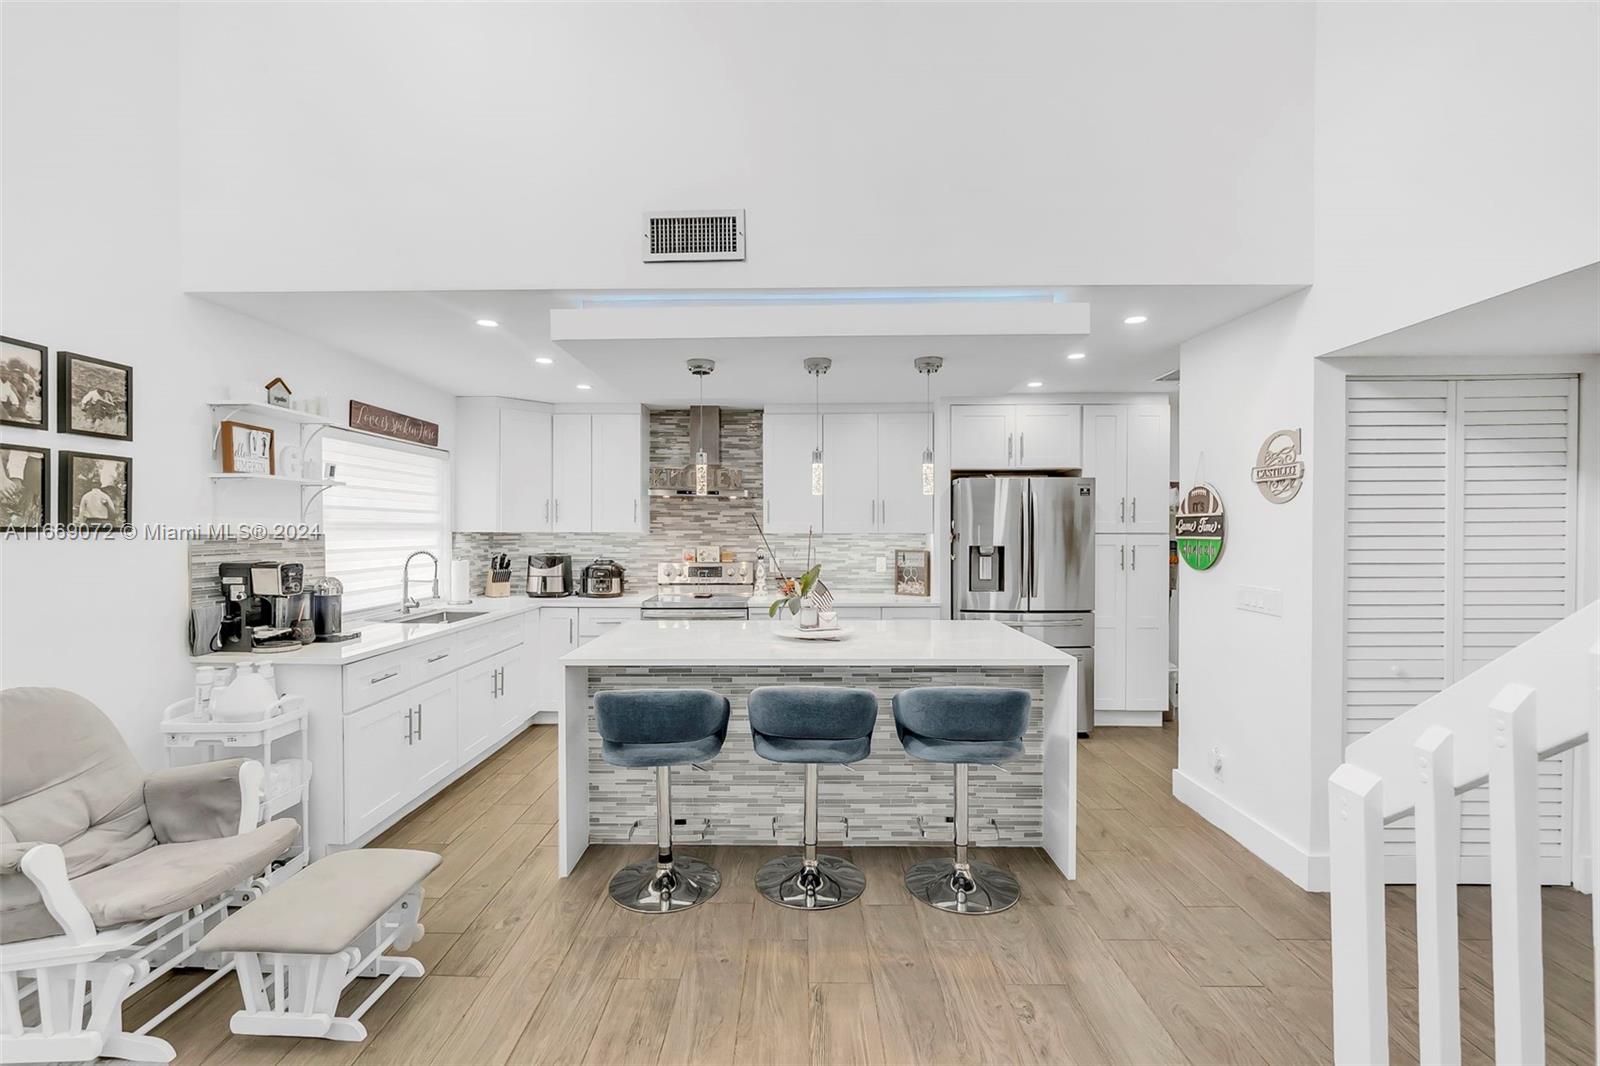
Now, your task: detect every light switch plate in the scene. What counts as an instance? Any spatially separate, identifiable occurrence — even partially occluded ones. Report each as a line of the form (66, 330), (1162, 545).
(1236, 585), (1283, 616)
(876, 556), (887, 573)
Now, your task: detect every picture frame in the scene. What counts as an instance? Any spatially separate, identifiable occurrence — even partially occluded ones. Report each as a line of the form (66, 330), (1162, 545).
(58, 450), (131, 530)
(58, 351), (132, 441)
(0, 444), (49, 530)
(220, 420), (276, 475)
(894, 549), (932, 597)
(0, 336), (48, 430)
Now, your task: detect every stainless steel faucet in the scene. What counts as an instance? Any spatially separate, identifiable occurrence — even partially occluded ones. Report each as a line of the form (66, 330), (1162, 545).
(400, 551), (439, 614)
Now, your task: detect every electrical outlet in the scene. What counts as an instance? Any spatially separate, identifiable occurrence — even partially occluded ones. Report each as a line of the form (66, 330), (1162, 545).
(1236, 585), (1283, 616)
(1210, 746), (1224, 779)
(876, 556), (888, 573)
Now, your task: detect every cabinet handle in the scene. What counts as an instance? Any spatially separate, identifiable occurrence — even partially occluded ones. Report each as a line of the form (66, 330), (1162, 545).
(405, 707), (414, 744)
(1007, 433), (1014, 462)
(633, 499), (638, 524)
(1120, 544), (1125, 570)
(370, 670), (399, 686)
(426, 652), (449, 664)
(1119, 497), (1126, 523)
(1131, 544), (1137, 570)
(766, 499), (771, 523)
(554, 499), (560, 523)
(416, 705), (423, 740)
(498, 667), (505, 696)
(1020, 432), (1025, 462)
(544, 498), (550, 523)
(870, 499), (875, 524)
(568, 618), (574, 643)
(1131, 497), (1137, 523)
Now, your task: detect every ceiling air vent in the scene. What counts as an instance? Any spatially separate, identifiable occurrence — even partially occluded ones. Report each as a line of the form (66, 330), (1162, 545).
(643, 210), (745, 262)
(1155, 368), (1180, 383)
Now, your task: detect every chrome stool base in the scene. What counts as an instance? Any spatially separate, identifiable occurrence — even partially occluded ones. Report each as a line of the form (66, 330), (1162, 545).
(608, 856), (721, 913)
(904, 857), (1020, 915)
(755, 853), (865, 910)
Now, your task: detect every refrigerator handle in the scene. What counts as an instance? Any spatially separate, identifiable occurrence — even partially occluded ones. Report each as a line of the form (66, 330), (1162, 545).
(1025, 486), (1036, 599)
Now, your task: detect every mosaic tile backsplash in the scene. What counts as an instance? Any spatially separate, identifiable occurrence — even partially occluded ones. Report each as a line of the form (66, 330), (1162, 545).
(187, 535), (326, 607)
(454, 407), (928, 596)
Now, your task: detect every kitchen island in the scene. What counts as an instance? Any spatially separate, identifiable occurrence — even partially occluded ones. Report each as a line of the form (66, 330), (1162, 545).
(558, 619), (1078, 879)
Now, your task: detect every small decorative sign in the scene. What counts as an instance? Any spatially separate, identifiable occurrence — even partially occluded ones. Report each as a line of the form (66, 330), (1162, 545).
(894, 549), (932, 597)
(1251, 428), (1305, 504)
(349, 400), (439, 447)
(220, 420), (275, 475)
(1175, 484), (1225, 571)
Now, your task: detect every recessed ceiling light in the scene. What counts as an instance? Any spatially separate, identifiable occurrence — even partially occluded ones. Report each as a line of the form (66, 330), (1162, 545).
(576, 383), (592, 390)
(1067, 352), (1086, 361)
(1123, 315), (1148, 325)
(534, 357), (554, 365)
(475, 318), (499, 328)
(1026, 381), (1044, 389)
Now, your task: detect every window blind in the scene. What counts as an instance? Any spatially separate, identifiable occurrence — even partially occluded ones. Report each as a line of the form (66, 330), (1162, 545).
(321, 434), (448, 615)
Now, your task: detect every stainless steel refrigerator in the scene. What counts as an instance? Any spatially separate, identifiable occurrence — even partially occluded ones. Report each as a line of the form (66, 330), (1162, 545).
(952, 475), (1096, 734)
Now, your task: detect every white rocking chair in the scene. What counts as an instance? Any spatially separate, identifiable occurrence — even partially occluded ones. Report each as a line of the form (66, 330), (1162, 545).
(0, 687), (299, 1064)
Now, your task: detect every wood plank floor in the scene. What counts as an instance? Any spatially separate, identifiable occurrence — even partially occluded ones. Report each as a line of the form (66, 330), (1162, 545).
(129, 722), (1595, 1065)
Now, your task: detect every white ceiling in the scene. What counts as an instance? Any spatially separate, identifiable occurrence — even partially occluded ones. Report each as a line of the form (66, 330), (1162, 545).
(199, 285), (1301, 404)
(1330, 263), (1600, 360)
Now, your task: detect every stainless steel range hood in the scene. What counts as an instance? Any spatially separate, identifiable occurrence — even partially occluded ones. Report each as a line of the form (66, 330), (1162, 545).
(648, 405), (749, 497)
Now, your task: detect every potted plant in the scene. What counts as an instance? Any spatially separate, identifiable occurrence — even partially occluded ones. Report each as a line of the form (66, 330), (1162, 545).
(769, 564), (823, 628)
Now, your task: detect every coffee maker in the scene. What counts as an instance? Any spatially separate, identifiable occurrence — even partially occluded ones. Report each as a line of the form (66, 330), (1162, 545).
(219, 562), (305, 652)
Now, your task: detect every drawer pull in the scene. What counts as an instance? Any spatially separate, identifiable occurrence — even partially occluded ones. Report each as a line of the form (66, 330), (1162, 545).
(426, 652), (450, 664)
(370, 670), (399, 685)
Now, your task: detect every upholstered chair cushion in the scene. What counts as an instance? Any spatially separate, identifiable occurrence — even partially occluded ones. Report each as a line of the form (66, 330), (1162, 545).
(892, 686), (1030, 764)
(594, 688), (730, 769)
(748, 686), (877, 764)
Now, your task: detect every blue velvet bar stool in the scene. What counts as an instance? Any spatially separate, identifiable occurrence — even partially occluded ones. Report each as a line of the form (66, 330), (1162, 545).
(594, 688), (731, 913)
(892, 686), (1030, 915)
(748, 685), (878, 910)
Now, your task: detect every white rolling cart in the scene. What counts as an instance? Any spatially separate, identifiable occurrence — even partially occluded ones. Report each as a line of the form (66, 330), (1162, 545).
(161, 695), (312, 883)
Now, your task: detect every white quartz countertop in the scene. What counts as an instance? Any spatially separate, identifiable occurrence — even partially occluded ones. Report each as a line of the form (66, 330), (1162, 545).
(190, 590), (944, 667)
(560, 619), (1074, 668)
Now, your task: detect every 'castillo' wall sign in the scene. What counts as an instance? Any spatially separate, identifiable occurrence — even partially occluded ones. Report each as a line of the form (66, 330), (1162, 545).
(1175, 484), (1226, 571)
(349, 400), (440, 447)
(1251, 427), (1304, 504)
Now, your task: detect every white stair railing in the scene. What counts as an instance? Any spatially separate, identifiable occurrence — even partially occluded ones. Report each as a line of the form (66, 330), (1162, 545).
(1328, 602), (1600, 1065)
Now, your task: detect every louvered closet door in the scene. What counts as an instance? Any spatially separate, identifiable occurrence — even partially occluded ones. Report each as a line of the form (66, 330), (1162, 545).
(1343, 377), (1578, 884)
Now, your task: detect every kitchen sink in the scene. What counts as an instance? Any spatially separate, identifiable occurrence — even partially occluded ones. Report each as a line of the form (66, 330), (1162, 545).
(387, 609), (488, 625)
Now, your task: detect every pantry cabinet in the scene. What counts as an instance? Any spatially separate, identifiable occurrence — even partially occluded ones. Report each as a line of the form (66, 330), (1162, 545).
(591, 412), (647, 533)
(1093, 533), (1168, 720)
(1080, 404), (1169, 534)
(762, 412), (824, 534)
(949, 404), (1081, 470)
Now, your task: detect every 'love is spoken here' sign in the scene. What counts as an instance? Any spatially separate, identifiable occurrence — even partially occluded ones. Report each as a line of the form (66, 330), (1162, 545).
(348, 400), (440, 447)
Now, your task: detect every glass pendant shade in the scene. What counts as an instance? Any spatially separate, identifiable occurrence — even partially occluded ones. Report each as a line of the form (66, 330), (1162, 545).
(921, 447), (936, 495)
(694, 449), (709, 496)
(811, 447), (824, 495)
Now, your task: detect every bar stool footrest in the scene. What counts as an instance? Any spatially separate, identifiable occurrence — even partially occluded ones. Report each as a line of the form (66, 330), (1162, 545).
(755, 854), (865, 910)
(904, 857), (1020, 915)
(608, 856), (721, 913)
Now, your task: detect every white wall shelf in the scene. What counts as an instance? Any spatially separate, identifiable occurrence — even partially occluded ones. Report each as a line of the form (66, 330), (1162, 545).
(208, 473), (343, 487)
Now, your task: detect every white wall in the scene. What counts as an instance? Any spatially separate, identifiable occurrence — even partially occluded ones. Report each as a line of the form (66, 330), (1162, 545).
(1176, 1), (1599, 888)
(0, 2), (456, 767)
(175, 1), (1313, 292)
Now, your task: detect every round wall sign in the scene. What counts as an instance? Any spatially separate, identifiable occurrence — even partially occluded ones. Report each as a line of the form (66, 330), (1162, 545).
(1251, 428), (1305, 504)
(1175, 484), (1225, 571)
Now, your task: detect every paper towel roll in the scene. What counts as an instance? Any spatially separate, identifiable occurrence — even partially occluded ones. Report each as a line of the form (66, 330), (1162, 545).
(449, 559), (471, 602)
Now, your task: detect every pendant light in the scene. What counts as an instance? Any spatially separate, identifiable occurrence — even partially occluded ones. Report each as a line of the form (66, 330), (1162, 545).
(688, 358), (715, 496)
(914, 356), (943, 494)
(804, 357), (831, 495)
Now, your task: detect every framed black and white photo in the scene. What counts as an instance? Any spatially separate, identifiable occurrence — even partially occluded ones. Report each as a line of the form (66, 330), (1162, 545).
(0, 336), (48, 430)
(58, 351), (132, 441)
(59, 451), (131, 530)
(0, 444), (49, 530)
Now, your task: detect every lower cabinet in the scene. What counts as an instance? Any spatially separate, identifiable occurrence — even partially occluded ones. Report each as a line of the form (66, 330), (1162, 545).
(459, 646), (533, 763)
(537, 608), (578, 714)
(409, 675), (459, 794)
(343, 692), (417, 840)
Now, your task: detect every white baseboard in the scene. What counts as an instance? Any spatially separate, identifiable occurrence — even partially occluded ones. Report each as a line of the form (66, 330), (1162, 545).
(1171, 768), (1329, 892)
(531, 711), (557, 725)
(1095, 709), (1163, 727)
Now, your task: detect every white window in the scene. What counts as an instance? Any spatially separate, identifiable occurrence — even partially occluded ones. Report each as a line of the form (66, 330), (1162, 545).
(321, 434), (449, 615)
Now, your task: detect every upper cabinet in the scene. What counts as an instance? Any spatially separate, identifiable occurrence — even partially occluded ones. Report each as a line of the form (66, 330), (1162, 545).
(1080, 403), (1169, 533)
(949, 404), (1081, 470)
(453, 399), (647, 534)
(762, 412), (824, 534)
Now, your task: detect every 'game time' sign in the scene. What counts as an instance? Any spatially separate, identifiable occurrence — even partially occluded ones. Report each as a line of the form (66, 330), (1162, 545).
(1175, 484), (1225, 571)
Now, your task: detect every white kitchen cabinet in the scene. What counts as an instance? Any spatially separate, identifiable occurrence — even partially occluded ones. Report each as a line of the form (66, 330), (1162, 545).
(591, 412), (647, 533)
(1093, 537), (1127, 711)
(537, 608), (578, 713)
(342, 692), (416, 840)
(950, 404), (1081, 471)
(875, 412), (933, 533)
(578, 607), (639, 646)
(1081, 403), (1169, 533)
(408, 674), (459, 794)
(818, 412), (933, 534)
(763, 412), (824, 534)
(459, 645), (528, 763)
(1093, 533), (1169, 720)
(500, 408), (553, 533)
(551, 413), (593, 532)
(822, 413), (879, 534)
(833, 606), (883, 620)
(950, 405), (1015, 469)
(495, 647), (531, 734)
(1015, 405), (1082, 469)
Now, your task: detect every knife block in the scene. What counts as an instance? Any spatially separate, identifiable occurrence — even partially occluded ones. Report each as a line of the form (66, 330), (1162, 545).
(484, 569), (512, 597)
